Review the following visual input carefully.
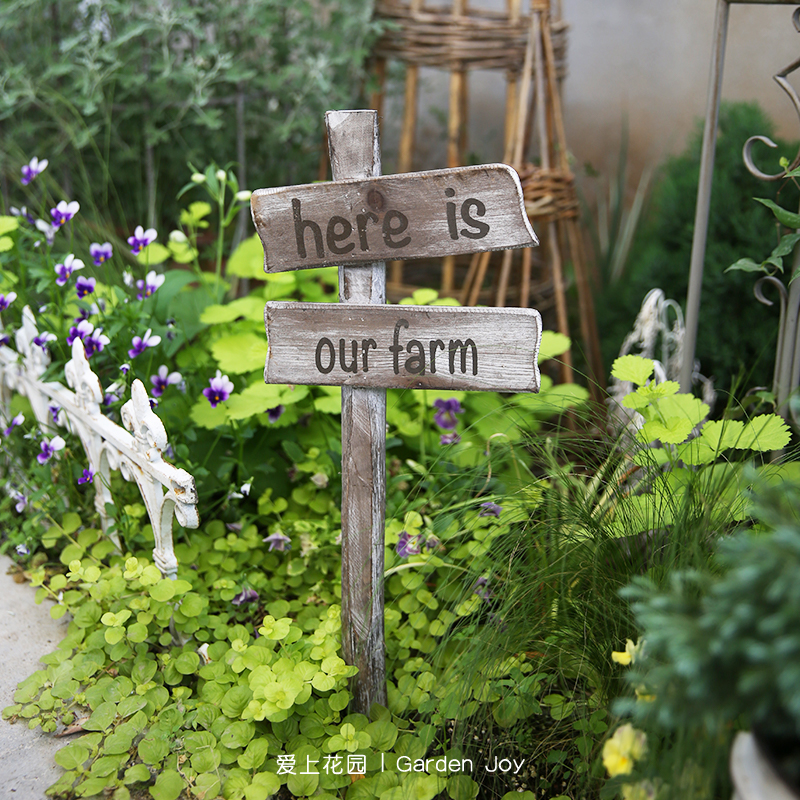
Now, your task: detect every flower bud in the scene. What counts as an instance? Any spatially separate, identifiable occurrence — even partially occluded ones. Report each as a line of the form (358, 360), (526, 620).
(215, 169), (227, 182)
(169, 230), (188, 243)
(190, 173), (206, 184)
(235, 190), (252, 202)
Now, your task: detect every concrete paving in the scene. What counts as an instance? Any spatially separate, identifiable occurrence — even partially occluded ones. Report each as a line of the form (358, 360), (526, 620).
(0, 554), (67, 796)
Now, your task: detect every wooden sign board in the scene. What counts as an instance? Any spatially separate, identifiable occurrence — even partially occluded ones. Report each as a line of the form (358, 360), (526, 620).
(250, 164), (537, 272)
(264, 302), (542, 393)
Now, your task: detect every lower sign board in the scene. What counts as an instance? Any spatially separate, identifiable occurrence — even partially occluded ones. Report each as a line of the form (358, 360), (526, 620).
(264, 302), (542, 393)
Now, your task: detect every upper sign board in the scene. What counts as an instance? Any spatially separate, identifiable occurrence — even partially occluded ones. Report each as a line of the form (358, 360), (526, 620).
(250, 164), (537, 272)
(264, 302), (542, 393)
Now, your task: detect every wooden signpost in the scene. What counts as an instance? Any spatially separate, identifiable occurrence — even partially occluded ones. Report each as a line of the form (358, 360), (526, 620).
(251, 110), (541, 715)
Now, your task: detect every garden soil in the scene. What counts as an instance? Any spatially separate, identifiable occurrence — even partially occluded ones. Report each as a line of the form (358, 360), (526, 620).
(0, 554), (67, 796)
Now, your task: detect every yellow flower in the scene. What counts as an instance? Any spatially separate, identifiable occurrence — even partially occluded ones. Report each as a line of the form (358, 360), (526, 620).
(612, 638), (645, 666)
(602, 723), (647, 777)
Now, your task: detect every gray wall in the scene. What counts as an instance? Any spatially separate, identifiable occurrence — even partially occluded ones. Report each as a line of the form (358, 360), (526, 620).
(380, 2), (800, 190)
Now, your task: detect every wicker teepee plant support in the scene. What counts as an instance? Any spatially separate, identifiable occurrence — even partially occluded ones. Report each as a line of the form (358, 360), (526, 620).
(370, 0), (604, 395)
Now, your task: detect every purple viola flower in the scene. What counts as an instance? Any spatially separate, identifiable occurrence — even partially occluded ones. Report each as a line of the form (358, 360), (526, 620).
(89, 242), (113, 266)
(78, 468), (95, 485)
(37, 435), (65, 465)
(104, 383), (121, 406)
(50, 200), (80, 227)
(473, 576), (492, 600)
(433, 397), (463, 430)
(128, 328), (161, 359)
(32, 332), (57, 352)
(119, 363), (131, 375)
(15, 543), (30, 556)
(66, 319), (94, 347)
(84, 328), (109, 358)
(203, 370), (234, 408)
(267, 405), (285, 423)
(48, 404), (61, 425)
(3, 413), (24, 435)
(440, 432), (461, 445)
(136, 270), (165, 300)
(396, 531), (422, 558)
(0, 292), (17, 312)
(21, 157), (48, 185)
(479, 501), (503, 518)
(75, 276), (96, 299)
(231, 588), (259, 606)
(424, 534), (440, 551)
(148, 398), (158, 410)
(127, 225), (157, 256)
(54, 253), (85, 286)
(10, 206), (36, 226)
(150, 365), (182, 397)
(262, 531), (291, 552)
(13, 493), (27, 514)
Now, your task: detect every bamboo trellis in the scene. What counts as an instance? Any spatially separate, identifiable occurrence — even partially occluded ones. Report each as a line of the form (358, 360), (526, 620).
(370, 0), (605, 396)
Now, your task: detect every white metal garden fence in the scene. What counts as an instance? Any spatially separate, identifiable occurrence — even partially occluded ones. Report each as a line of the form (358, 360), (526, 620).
(0, 305), (198, 578)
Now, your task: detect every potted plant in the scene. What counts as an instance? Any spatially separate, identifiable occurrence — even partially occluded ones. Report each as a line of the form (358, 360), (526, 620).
(617, 467), (800, 799)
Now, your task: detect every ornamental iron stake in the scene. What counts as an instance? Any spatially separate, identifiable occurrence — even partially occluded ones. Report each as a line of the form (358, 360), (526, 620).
(680, 0), (800, 392)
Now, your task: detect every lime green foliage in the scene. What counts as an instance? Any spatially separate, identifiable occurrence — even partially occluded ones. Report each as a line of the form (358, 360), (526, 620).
(606, 355), (789, 537)
(604, 102), (798, 392)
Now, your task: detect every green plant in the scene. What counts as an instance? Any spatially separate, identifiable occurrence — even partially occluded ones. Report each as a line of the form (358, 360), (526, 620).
(607, 102), (799, 393)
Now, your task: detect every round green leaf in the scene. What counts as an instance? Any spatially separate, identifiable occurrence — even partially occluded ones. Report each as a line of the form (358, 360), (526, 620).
(54, 742), (90, 770)
(150, 769), (184, 800)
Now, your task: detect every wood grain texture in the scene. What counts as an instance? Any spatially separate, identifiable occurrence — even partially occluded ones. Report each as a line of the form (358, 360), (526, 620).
(325, 110), (388, 715)
(264, 302), (542, 393)
(250, 163), (537, 272)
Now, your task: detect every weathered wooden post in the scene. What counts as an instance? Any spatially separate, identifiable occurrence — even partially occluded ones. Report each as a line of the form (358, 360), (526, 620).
(326, 110), (388, 713)
(251, 110), (541, 715)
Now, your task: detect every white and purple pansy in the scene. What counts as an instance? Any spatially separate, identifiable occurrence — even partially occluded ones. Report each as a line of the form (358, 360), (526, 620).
(89, 242), (113, 266)
(54, 253), (85, 286)
(128, 328), (161, 359)
(202, 370), (234, 408)
(50, 200), (80, 227)
(21, 157), (48, 185)
(127, 225), (157, 256)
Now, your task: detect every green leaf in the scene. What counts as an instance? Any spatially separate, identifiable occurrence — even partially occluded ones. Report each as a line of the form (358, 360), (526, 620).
(739, 414), (791, 451)
(137, 242), (171, 266)
(225, 382), (283, 422)
(0, 215), (20, 235)
(149, 580), (176, 602)
(150, 769), (184, 800)
(638, 417), (694, 445)
(447, 775), (480, 800)
(725, 257), (766, 274)
(83, 700), (117, 731)
(0, 236), (14, 252)
(537, 330), (571, 362)
(190, 397), (229, 429)
(611, 355), (654, 385)
(221, 685), (253, 718)
(54, 742), (90, 770)
(138, 735), (170, 765)
(124, 763), (152, 784)
(174, 651), (200, 675)
(227, 234), (267, 279)
(192, 773), (222, 799)
(221, 720), (255, 748)
(238, 738), (270, 770)
(698, 419), (745, 451)
(755, 197), (800, 229)
(200, 296), (265, 324)
(211, 333), (266, 374)
(244, 773), (280, 800)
